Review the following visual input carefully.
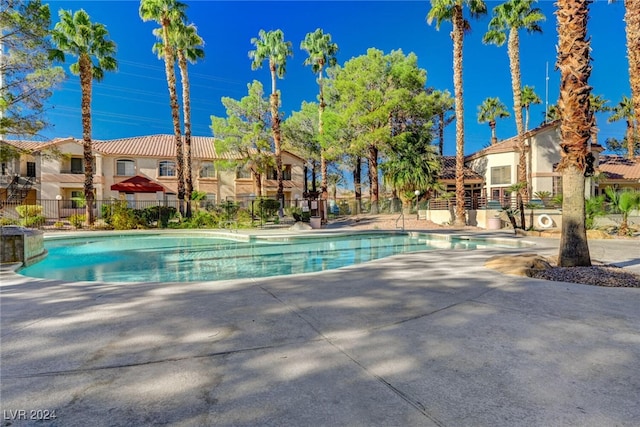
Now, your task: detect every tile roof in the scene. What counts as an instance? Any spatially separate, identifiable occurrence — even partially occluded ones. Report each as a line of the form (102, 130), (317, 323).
(93, 135), (222, 159)
(440, 156), (484, 182)
(598, 155), (640, 180)
(1, 137), (73, 151)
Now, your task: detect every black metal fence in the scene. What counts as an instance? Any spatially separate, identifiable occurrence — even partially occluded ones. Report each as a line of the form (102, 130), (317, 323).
(1, 195), (510, 230)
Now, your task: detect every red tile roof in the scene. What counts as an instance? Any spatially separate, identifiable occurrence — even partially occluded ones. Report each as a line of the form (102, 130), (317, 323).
(94, 135), (222, 159)
(598, 155), (640, 181)
(1, 137), (74, 151)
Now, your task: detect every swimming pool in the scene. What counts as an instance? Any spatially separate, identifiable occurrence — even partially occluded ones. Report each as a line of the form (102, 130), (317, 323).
(18, 231), (523, 283)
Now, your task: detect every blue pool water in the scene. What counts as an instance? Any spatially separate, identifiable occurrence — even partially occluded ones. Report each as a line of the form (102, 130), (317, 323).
(18, 232), (521, 283)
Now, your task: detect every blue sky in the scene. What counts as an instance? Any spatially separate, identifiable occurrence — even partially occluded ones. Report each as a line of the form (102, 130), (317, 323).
(43, 0), (629, 156)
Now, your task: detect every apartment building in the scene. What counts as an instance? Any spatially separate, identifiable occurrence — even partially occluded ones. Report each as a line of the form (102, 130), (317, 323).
(1, 135), (306, 209)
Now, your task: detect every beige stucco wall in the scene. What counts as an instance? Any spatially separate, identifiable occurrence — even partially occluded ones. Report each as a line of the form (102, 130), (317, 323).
(20, 139), (305, 206)
(530, 127), (561, 195)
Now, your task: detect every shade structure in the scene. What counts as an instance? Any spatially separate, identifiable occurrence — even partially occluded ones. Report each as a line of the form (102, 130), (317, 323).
(111, 175), (168, 193)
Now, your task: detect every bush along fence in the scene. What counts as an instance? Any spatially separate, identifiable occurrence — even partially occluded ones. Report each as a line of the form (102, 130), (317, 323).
(0, 195), (406, 230)
(5, 194), (634, 232)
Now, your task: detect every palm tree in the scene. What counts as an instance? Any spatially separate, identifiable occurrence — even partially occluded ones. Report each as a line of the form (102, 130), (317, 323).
(610, 1), (640, 144)
(556, 0), (593, 267)
(50, 9), (117, 226)
(249, 29), (293, 216)
(521, 85), (542, 203)
(608, 95), (637, 159)
(382, 134), (441, 197)
(161, 21), (204, 218)
(521, 85), (542, 131)
(428, 0), (487, 226)
(428, 89), (455, 156)
(477, 97), (511, 144)
(483, 0), (545, 206)
(139, 0), (187, 214)
(605, 187), (640, 236)
(588, 93), (611, 146)
(300, 28), (338, 203)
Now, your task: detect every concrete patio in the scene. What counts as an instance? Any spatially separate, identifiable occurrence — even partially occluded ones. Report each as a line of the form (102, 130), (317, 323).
(1, 231), (639, 426)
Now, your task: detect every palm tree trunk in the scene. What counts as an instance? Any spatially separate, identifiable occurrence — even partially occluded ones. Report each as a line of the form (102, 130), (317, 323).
(508, 28), (529, 228)
(556, 0), (592, 267)
(452, 5), (466, 226)
(626, 119), (635, 159)
(318, 67), (329, 202)
(178, 51), (193, 218)
(490, 120), (497, 144)
(270, 91), (284, 215)
(162, 25), (184, 215)
(79, 54), (95, 226)
(625, 0), (640, 135)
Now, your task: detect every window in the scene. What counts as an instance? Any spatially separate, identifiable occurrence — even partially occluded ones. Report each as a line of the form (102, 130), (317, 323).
(1, 163), (6, 176)
(236, 165), (251, 179)
(199, 161), (216, 178)
(159, 160), (176, 177)
(116, 159), (135, 176)
(71, 158), (83, 174)
(267, 165), (292, 180)
(490, 166), (511, 185)
(26, 162), (36, 178)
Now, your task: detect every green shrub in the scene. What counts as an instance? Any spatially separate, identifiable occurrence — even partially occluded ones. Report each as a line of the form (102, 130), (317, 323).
(101, 203), (114, 223)
(179, 210), (219, 228)
(256, 198), (280, 220)
(68, 213), (86, 229)
(54, 221), (65, 229)
(15, 205), (45, 227)
(220, 200), (240, 220)
(134, 206), (177, 227)
(235, 209), (252, 227)
(15, 205), (43, 217)
(20, 215), (46, 228)
(585, 196), (606, 229)
(109, 201), (140, 230)
(0, 217), (18, 226)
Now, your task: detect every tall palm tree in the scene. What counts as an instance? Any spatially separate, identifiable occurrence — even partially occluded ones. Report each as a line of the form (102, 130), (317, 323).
(611, 0), (640, 142)
(556, 0), (593, 267)
(161, 21), (204, 218)
(522, 85), (541, 204)
(477, 96), (511, 144)
(588, 93), (611, 146)
(608, 95), (637, 159)
(428, 89), (455, 156)
(521, 85), (542, 131)
(300, 28), (338, 202)
(249, 29), (293, 216)
(428, 0), (487, 226)
(139, 0), (187, 214)
(50, 9), (117, 226)
(483, 0), (545, 206)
